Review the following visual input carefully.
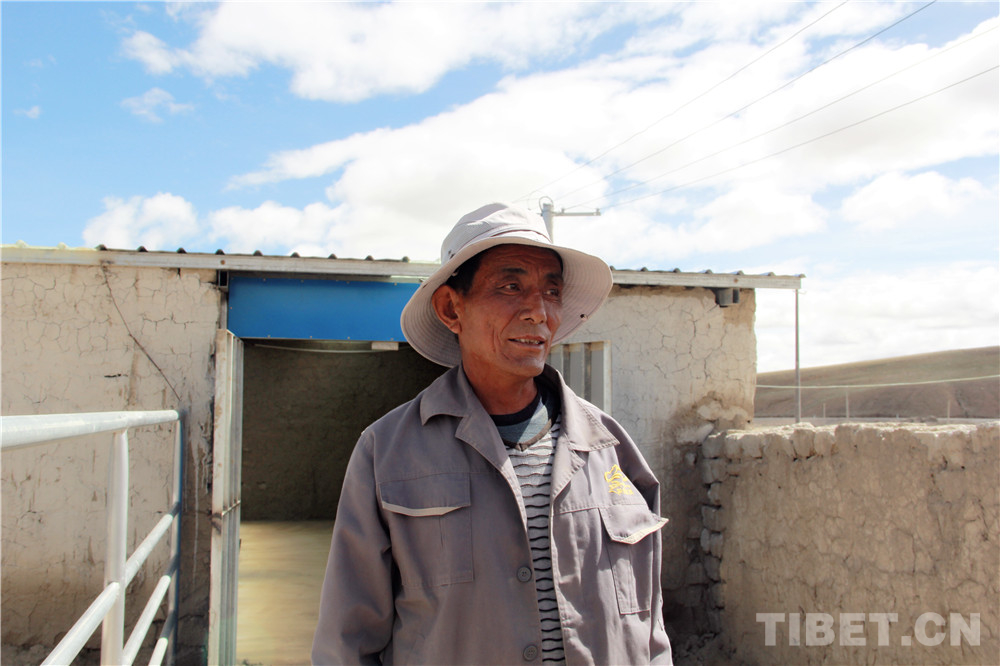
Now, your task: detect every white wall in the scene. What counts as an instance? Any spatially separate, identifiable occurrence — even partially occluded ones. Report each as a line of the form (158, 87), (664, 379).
(2, 262), (220, 658)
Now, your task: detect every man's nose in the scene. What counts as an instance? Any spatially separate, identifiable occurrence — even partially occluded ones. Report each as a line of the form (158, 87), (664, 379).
(520, 290), (547, 324)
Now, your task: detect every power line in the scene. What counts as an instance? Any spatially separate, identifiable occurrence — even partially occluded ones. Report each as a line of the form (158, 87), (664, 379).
(552, 0), (940, 206)
(593, 64), (998, 211)
(566, 24), (997, 207)
(515, 1), (851, 204)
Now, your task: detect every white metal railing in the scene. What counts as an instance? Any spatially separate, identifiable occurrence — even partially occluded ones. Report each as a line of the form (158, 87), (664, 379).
(0, 410), (184, 666)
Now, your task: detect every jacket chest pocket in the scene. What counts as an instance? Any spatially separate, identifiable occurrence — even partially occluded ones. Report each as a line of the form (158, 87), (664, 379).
(599, 504), (668, 614)
(379, 473), (474, 588)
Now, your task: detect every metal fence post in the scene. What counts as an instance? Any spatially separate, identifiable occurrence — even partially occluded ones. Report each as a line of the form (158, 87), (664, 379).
(169, 420), (184, 665)
(101, 429), (129, 666)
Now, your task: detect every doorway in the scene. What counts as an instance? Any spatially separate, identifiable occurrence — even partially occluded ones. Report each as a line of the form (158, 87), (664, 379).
(234, 339), (444, 664)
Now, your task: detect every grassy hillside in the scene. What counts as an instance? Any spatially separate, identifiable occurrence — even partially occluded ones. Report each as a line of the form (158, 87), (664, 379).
(755, 346), (999, 419)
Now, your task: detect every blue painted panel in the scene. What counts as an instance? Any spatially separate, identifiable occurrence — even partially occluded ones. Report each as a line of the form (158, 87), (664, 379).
(228, 276), (419, 340)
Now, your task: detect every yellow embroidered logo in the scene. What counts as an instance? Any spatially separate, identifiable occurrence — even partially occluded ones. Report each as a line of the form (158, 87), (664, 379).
(604, 464), (634, 495)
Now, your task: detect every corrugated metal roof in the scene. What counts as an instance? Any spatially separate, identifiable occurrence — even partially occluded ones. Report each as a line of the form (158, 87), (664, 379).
(0, 242), (804, 290)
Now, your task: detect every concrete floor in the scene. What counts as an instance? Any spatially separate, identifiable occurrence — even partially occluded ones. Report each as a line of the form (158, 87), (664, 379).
(237, 520), (334, 666)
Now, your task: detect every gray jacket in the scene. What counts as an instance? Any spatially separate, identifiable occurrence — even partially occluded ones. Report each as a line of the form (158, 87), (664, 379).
(312, 364), (672, 665)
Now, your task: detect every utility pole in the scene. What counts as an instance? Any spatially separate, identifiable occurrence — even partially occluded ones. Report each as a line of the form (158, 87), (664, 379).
(540, 201), (601, 241)
(795, 288), (802, 424)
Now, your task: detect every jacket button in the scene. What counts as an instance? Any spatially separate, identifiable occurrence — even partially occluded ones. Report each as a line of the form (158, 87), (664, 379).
(522, 644), (539, 661)
(516, 566), (532, 583)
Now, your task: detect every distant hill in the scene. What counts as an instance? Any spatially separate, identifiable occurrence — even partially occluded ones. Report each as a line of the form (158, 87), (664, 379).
(755, 346), (999, 419)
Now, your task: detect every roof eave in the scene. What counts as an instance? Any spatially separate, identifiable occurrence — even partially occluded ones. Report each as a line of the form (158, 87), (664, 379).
(0, 245), (803, 289)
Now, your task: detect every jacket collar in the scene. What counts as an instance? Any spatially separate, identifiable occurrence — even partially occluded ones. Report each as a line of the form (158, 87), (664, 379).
(419, 363), (619, 454)
(540, 364), (619, 452)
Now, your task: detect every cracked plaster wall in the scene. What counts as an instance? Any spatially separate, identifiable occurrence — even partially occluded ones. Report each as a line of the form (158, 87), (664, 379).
(697, 422), (999, 664)
(565, 283), (757, 634)
(2, 261), (220, 660)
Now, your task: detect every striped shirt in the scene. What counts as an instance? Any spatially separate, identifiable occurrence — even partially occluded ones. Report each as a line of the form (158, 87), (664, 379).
(508, 420), (565, 663)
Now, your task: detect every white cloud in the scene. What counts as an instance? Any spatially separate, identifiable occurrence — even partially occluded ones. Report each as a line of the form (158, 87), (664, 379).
(122, 3), (675, 102)
(752, 18), (1000, 188)
(222, 11), (998, 217)
(83, 193), (199, 249)
(548, 184), (826, 271)
(113, 9), (998, 249)
(121, 87), (194, 122)
(103, 6), (996, 276)
(14, 106), (42, 119)
(691, 185), (827, 248)
(122, 30), (180, 75)
(755, 261), (1000, 372)
(597, 15), (1000, 198)
(207, 201), (344, 255)
(228, 129), (392, 189)
(841, 170), (994, 232)
(197, 8), (994, 276)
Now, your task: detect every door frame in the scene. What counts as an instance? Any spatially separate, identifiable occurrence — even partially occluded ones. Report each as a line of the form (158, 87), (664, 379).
(208, 329), (244, 665)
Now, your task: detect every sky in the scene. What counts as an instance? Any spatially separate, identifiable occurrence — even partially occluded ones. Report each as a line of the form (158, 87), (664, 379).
(3, 1), (998, 373)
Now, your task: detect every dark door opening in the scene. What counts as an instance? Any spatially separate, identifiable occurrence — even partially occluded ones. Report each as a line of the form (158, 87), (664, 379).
(236, 339), (444, 664)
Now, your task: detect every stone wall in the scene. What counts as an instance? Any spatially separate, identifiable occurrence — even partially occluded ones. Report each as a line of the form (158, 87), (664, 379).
(567, 284), (757, 634)
(1, 261), (220, 661)
(694, 422), (999, 664)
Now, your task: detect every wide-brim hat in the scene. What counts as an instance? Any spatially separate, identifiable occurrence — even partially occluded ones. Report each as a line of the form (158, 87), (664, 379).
(401, 202), (613, 367)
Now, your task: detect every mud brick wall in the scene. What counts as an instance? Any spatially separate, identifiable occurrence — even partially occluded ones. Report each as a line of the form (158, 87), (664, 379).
(696, 422), (999, 665)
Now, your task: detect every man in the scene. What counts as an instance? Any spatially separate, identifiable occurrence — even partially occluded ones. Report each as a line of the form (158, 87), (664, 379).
(312, 203), (672, 665)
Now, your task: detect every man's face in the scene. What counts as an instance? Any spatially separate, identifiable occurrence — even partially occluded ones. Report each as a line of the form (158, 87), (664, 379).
(445, 245), (564, 385)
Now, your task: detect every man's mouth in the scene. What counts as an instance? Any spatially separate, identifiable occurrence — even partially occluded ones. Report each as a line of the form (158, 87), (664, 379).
(511, 337), (545, 346)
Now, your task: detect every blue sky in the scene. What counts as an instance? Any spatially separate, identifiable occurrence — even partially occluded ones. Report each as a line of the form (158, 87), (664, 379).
(3, 1), (998, 372)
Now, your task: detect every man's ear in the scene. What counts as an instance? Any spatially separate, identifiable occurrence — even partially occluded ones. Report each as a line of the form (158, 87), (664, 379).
(431, 285), (463, 335)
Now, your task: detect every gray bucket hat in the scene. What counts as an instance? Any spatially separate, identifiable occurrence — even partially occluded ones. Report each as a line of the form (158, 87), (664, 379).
(400, 202), (613, 367)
